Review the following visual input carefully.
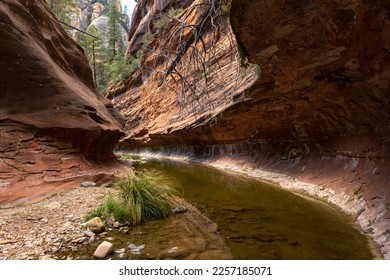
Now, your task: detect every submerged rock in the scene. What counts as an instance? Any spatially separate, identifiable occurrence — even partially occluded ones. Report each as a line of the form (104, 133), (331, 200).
(114, 248), (126, 254)
(197, 250), (231, 260)
(93, 241), (114, 259)
(222, 206), (245, 212)
(158, 247), (191, 259)
(128, 244), (145, 255)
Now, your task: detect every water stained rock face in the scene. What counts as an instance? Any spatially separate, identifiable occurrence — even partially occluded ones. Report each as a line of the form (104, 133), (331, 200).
(111, 0), (390, 258)
(228, 0), (390, 253)
(0, 0), (124, 207)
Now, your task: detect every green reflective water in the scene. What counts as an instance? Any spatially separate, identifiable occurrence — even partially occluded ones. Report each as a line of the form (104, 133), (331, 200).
(135, 157), (375, 260)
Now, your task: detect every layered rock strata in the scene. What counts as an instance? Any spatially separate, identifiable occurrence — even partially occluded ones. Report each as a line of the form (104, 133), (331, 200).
(228, 0), (390, 257)
(0, 0), (124, 207)
(111, 0), (390, 257)
(109, 0), (258, 145)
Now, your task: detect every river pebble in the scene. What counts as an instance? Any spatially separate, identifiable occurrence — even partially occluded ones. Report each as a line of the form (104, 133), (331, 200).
(128, 244), (145, 254)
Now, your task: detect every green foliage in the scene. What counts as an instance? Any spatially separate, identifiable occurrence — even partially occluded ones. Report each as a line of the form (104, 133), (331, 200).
(107, 0), (124, 60)
(153, 16), (170, 32)
(120, 154), (133, 161)
(385, 202), (390, 210)
(236, 42), (250, 69)
(46, 0), (75, 33)
(109, 54), (131, 82)
(77, 25), (109, 92)
(153, 8), (184, 33)
(349, 185), (364, 201)
(78, 25), (101, 59)
(353, 185), (362, 195)
(219, 1), (231, 16)
(108, 49), (143, 84)
(104, 195), (132, 222)
(127, 50), (144, 73)
(145, 31), (156, 45)
(84, 204), (106, 222)
(85, 170), (181, 225)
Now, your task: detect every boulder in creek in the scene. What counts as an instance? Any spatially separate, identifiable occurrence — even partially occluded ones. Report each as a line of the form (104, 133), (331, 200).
(93, 241), (114, 259)
(86, 217), (105, 234)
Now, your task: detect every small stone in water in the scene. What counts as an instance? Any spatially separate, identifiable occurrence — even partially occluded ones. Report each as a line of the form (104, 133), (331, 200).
(118, 253), (126, 259)
(128, 244), (145, 254)
(115, 248), (126, 254)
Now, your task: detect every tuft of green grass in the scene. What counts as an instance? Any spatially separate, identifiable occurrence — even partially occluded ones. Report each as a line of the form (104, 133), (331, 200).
(348, 185), (364, 201)
(385, 202), (390, 210)
(353, 185), (362, 195)
(84, 205), (106, 222)
(104, 195), (132, 222)
(84, 170), (181, 226)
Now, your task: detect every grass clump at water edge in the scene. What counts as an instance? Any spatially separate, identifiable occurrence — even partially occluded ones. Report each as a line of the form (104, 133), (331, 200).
(84, 170), (181, 226)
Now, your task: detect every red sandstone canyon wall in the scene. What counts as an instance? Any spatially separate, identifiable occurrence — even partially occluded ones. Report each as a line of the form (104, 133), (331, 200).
(0, 0), (124, 206)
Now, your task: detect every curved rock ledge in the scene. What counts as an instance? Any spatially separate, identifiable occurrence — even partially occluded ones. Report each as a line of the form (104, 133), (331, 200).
(0, 0), (124, 206)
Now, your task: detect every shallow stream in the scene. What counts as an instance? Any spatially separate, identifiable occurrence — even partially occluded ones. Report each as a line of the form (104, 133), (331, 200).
(64, 156), (375, 259)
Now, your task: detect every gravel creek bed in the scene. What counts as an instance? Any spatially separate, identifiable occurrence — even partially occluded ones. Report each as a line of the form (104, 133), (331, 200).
(0, 185), (232, 260)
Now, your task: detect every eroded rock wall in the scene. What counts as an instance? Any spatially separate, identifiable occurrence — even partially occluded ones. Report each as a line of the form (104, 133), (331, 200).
(110, 0), (258, 146)
(112, 0), (390, 257)
(227, 0), (390, 256)
(0, 0), (124, 206)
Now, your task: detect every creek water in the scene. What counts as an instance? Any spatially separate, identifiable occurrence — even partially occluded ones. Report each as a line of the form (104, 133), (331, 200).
(133, 157), (374, 260)
(64, 156), (375, 260)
